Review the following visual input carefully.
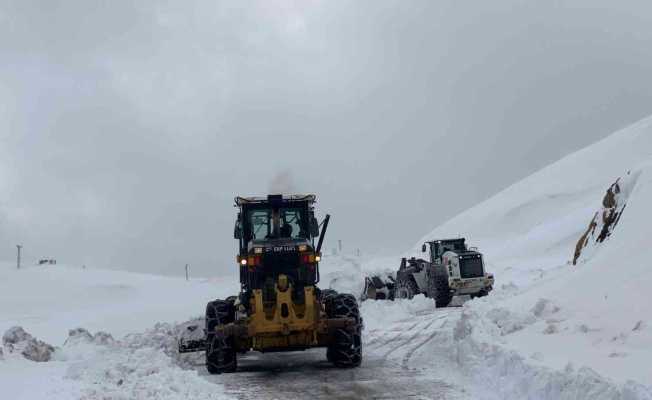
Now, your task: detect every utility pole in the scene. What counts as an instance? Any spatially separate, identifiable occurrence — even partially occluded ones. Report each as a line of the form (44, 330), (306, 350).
(185, 264), (189, 281)
(16, 245), (22, 269)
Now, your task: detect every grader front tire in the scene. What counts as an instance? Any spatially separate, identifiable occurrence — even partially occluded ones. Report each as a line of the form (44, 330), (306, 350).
(205, 300), (237, 374)
(326, 294), (362, 368)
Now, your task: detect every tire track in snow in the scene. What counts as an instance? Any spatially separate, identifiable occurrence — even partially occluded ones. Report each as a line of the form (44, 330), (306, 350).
(401, 312), (453, 370)
(375, 312), (453, 362)
(208, 349), (466, 400)
(190, 307), (468, 400)
(378, 319), (437, 360)
(364, 320), (421, 350)
(401, 320), (448, 371)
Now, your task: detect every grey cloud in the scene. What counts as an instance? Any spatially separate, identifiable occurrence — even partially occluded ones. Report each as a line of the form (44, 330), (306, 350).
(2, 0), (652, 275)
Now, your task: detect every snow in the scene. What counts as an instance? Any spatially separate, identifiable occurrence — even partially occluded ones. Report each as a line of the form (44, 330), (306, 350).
(0, 263), (236, 345)
(0, 264), (235, 399)
(62, 336), (229, 400)
(2, 115), (652, 398)
(399, 115), (652, 395)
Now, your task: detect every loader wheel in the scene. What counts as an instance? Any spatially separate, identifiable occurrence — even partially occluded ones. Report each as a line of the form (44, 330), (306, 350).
(326, 294), (362, 368)
(430, 270), (452, 308)
(395, 278), (418, 300)
(205, 300), (236, 374)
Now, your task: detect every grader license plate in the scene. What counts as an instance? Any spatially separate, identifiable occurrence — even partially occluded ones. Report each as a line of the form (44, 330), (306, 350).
(269, 246), (296, 252)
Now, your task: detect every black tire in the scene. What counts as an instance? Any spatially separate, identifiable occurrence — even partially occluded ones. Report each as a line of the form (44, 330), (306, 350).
(320, 289), (338, 302)
(205, 300), (237, 374)
(326, 294), (362, 368)
(387, 284), (396, 301)
(395, 278), (418, 300)
(430, 269), (452, 308)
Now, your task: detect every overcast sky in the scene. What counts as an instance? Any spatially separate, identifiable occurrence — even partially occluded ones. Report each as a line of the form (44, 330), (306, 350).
(2, 0), (652, 277)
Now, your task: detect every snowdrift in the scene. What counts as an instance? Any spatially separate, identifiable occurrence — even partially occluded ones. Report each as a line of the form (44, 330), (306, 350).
(0, 264), (236, 399)
(0, 263), (235, 346)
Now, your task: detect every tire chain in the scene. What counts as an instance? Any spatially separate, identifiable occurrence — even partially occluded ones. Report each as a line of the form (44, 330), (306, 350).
(327, 293), (362, 367)
(205, 300), (237, 374)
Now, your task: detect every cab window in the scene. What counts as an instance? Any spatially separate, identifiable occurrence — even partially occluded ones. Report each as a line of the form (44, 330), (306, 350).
(279, 208), (306, 239)
(250, 210), (272, 240)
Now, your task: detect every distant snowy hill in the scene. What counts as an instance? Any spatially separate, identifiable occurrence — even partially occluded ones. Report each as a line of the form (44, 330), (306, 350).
(416, 115), (652, 282)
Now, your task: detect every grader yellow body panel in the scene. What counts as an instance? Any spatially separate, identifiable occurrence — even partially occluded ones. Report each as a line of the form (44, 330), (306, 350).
(247, 276), (321, 350)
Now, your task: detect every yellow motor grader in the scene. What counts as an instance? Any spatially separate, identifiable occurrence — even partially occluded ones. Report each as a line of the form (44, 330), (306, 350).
(179, 194), (362, 374)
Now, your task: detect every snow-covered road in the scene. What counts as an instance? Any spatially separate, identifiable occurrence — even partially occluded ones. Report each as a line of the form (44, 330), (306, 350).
(1, 262), (471, 400)
(199, 307), (466, 400)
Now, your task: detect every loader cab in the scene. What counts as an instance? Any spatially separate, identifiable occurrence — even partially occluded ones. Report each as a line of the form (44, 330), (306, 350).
(424, 238), (467, 264)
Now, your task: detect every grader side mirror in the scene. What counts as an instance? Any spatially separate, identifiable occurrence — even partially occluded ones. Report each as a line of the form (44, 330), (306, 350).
(421, 243), (427, 253)
(234, 218), (243, 239)
(310, 216), (320, 237)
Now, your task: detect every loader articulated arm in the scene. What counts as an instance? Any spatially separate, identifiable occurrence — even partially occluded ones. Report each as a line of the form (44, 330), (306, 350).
(316, 214), (330, 255)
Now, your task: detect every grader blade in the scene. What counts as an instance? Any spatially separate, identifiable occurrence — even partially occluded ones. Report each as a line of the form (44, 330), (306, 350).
(178, 324), (206, 353)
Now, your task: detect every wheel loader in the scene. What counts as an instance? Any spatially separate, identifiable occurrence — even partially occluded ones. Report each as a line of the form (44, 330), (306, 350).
(178, 194), (362, 373)
(395, 238), (494, 307)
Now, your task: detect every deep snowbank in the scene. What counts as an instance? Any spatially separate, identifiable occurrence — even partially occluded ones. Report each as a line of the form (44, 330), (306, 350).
(405, 115), (652, 392)
(416, 116), (652, 282)
(0, 264), (236, 399)
(61, 327), (232, 400)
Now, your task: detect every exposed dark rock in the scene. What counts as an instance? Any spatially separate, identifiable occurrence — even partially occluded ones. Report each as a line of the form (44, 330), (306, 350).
(2, 326), (55, 362)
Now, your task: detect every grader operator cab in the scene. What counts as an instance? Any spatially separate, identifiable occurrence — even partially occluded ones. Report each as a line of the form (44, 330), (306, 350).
(178, 194), (362, 374)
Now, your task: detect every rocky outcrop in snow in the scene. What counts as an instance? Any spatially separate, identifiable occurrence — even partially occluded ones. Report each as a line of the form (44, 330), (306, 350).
(2, 326), (55, 362)
(573, 170), (639, 265)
